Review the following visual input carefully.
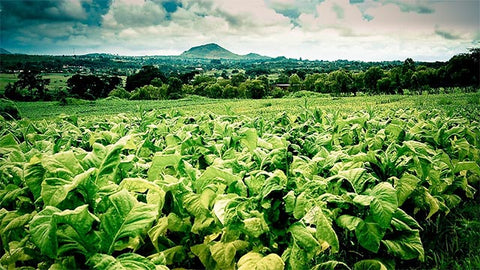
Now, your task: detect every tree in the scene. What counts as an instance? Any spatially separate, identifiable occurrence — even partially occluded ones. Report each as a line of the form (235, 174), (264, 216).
(126, 65), (165, 91)
(402, 58), (415, 74)
(67, 74), (121, 100)
(223, 84), (239, 98)
(15, 69), (50, 100)
(304, 73), (322, 91)
(327, 70), (352, 96)
(289, 74), (302, 92)
(377, 77), (393, 94)
(205, 83), (222, 98)
(231, 73), (247, 87)
(241, 80), (266, 99)
(67, 74), (104, 100)
(364, 66), (384, 93)
(167, 77), (183, 99)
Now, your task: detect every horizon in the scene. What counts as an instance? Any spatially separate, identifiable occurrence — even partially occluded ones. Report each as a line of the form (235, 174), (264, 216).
(1, 42), (466, 63)
(1, 0), (479, 62)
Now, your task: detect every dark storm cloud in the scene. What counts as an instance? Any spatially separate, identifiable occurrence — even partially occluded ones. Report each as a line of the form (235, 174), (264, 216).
(0, 0), (112, 30)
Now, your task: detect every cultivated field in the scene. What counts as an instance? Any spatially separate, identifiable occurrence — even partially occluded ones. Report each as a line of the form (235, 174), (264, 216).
(1, 93), (479, 269)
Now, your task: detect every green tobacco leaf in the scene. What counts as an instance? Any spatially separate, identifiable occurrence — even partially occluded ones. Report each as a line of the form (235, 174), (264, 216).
(417, 187), (440, 219)
(1, 211), (35, 236)
(147, 153), (181, 181)
(82, 135), (132, 185)
(119, 178), (165, 213)
(289, 223), (320, 251)
(191, 243), (217, 269)
(355, 220), (385, 253)
(261, 170), (288, 199)
(89, 253), (156, 270)
(285, 241), (308, 270)
(195, 166), (240, 192)
(29, 206), (60, 258)
(316, 209), (339, 253)
(391, 208), (421, 231)
(240, 128), (258, 153)
(395, 173), (420, 206)
(237, 252), (284, 270)
(336, 215), (363, 231)
(312, 260), (351, 270)
(283, 190), (296, 214)
(293, 192), (308, 219)
(369, 182), (398, 228)
(100, 189), (158, 254)
(382, 230), (424, 261)
(41, 168), (96, 207)
(210, 241), (248, 270)
(338, 168), (367, 193)
(191, 215), (214, 234)
(454, 161), (480, 175)
(243, 216), (269, 238)
(54, 205), (99, 237)
(353, 259), (388, 270)
(42, 151), (84, 178)
(403, 141), (436, 157)
(183, 186), (217, 217)
(0, 133), (20, 154)
(148, 216), (168, 251)
(24, 157), (45, 200)
(29, 205), (99, 259)
(353, 195), (374, 206)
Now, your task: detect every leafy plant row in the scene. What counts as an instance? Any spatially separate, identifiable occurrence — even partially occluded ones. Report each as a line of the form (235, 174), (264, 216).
(0, 107), (479, 269)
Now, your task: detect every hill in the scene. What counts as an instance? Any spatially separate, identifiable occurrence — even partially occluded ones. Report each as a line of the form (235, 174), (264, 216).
(180, 43), (240, 59)
(0, 48), (12, 54)
(180, 43), (270, 60)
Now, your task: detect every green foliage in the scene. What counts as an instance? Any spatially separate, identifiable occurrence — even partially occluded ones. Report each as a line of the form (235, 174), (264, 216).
(108, 87), (131, 99)
(0, 103), (479, 269)
(0, 98), (20, 120)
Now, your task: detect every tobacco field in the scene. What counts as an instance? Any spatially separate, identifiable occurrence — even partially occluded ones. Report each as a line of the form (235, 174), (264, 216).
(0, 105), (479, 269)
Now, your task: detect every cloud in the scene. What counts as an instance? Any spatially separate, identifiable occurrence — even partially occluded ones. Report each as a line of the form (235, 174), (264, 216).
(435, 29), (462, 40)
(0, 0), (477, 61)
(104, 0), (168, 28)
(373, 0), (434, 14)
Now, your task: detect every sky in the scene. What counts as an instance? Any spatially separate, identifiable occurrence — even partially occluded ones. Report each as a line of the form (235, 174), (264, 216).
(0, 0), (479, 61)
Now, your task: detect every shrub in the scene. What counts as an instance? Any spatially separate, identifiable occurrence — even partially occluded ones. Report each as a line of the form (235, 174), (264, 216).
(0, 99), (21, 120)
(271, 87), (287, 98)
(108, 87), (131, 99)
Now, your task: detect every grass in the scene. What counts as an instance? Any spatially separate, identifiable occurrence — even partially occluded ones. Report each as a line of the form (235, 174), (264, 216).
(0, 72), (72, 95)
(0, 73), (17, 93)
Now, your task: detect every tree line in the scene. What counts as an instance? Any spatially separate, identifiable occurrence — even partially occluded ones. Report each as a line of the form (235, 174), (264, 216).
(3, 49), (478, 102)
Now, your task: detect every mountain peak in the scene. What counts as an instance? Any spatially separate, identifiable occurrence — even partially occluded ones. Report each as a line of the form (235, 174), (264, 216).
(180, 43), (239, 59)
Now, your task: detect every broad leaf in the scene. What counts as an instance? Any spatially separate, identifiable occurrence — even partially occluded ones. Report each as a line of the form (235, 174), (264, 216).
(100, 189), (158, 254)
(237, 252), (284, 270)
(336, 215), (362, 231)
(89, 253), (156, 270)
(355, 220), (385, 253)
(368, 182), (398, 228)
(289, 223), (320, 251)
(382, 230), (424, 261)
(316, 209), (339, 253)
(240, 128), (258, 153)
(29, 206), (60, 258)
(148, 153), (181, 181)
(353, 259), (388, 270)
(394, 173), (420, 206)
(41, 168), (96, 207)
